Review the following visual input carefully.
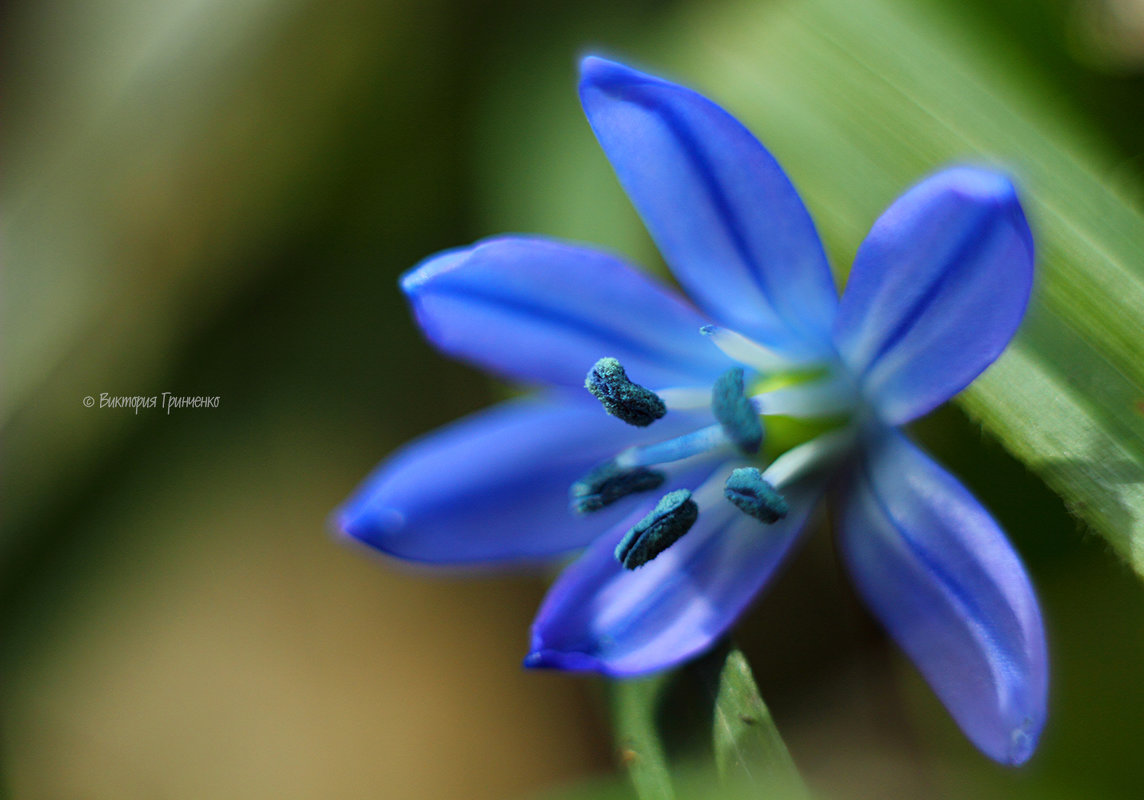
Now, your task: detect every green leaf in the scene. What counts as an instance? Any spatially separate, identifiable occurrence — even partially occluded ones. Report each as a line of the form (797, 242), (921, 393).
(609, 643), (806, 800)
(710, 648), (804, 794)
(610, 670), (677, 800)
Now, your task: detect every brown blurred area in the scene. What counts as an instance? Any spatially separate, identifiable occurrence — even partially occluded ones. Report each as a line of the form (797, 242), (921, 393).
(1, 0), (637, 795)
(2, 418), (610, 798)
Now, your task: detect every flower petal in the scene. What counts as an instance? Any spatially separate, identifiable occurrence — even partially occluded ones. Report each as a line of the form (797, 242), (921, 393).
(402, 236), (731, 389)
(524, 461), (826, 676)
(836, 426), (1047, 765)
(336, 396), (708, 564)
(579, 56), (838, 358)
(833, 167), (1034, 424)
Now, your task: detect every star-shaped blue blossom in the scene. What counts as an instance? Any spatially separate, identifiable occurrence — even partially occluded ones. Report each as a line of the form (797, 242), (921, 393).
(336, 56), (1047, 766)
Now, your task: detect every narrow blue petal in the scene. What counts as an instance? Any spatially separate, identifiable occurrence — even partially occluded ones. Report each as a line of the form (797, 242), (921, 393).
(833, 167), (1034, 424)
(578, 56), (838, 358)
(402, 236), (731, 390)
(837, 425), (1047, 765)
(525, 466), (826, 676)
(335, 396), (707, 564)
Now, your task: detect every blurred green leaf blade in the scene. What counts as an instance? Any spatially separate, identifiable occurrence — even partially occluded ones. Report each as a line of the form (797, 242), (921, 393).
(711, 648), (806, 796)
(609, 644), (805, 800)
(610, 671), (676, 800)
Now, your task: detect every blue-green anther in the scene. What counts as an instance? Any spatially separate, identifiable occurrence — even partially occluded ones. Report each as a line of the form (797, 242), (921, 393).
(712, 367), (762, 454)
(586, 357), (666, 427)
(614, 489), (699, 570)
(570, 461), (666, 514)
(724, 467), (788, 524)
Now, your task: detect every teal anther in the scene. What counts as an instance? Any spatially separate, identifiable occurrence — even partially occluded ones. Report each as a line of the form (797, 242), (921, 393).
(586, 357), (666, 427)
(570, 461), (666, 514)
(712, 367), (762, 454)
(614, 489), (699, 569)
(724, 467), (788, 523)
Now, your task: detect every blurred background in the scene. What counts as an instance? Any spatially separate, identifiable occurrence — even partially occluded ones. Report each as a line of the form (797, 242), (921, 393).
(3, 0), (1143, 797)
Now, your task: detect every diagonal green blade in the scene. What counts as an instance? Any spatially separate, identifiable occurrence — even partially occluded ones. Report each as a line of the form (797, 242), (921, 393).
(609, 643), (806, 800)
(710, 648), (806, 795)
(610, 671), (678, 800)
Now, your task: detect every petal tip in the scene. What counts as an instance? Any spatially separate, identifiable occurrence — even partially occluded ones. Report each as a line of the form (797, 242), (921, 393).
(326, 508), (352, 542)
(521, 650), (551, 669)
(522, 647), (602, 673)
(1005, 719), (1040, 766)
(334, 500), (407, 548)
(936, 165), (1019, 208)
(399, 245), (472, 296)
(578, 53), (625, 81)
(578, 54), (654, 98)
(578, 53), (612, 74)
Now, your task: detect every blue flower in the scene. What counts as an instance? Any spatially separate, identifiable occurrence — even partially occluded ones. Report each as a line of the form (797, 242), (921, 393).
(336, 56), (1047, 766)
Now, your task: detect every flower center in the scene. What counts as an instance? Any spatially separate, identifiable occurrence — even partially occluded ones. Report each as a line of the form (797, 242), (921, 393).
(571, 327), (859, 570)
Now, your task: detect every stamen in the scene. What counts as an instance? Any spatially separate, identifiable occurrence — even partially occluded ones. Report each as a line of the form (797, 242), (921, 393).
(614, 489), (699, 570)
(585, 358), (667, 427)
(570, 461), (666, 514)
(613, 424), (729, 469)
(712, 368), (763, 455)
(700, 325), (797, 373)
(724, 467), (789, 523)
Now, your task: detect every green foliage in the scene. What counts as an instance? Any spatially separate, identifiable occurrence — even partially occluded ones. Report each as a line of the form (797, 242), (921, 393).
(610, 672), (676, 800)
(609, 643), (807, 800)
(710, 648), (802, 790)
